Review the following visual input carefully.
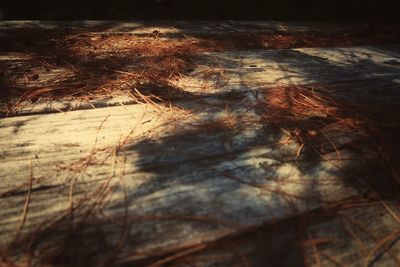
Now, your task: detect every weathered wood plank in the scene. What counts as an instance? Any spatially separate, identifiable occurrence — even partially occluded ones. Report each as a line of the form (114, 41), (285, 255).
(2, 45), (399, 116)
(166, 203), (400, 267)
(176, 45), (400, 93)
(0, 89), (392, 266)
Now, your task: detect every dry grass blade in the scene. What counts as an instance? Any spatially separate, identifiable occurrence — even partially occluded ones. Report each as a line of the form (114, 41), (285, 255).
(147, 244), (208, 267)
(14, 159), (34, 242)
(364, 228), (400, 267)
(303, 223), (322, 267)
(69, 114), (110, 226)
(320, 251), (345, 267)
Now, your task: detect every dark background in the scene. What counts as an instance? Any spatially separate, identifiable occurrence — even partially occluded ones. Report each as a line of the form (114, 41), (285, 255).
(0, 0), (399, 21)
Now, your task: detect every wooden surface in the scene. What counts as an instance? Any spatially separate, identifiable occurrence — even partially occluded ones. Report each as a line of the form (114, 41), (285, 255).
(1, 22), (400, 267)
(2, 45), (400, 116)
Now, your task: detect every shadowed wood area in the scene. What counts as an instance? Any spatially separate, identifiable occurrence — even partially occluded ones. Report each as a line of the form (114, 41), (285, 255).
(1, 21), (400, 267)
